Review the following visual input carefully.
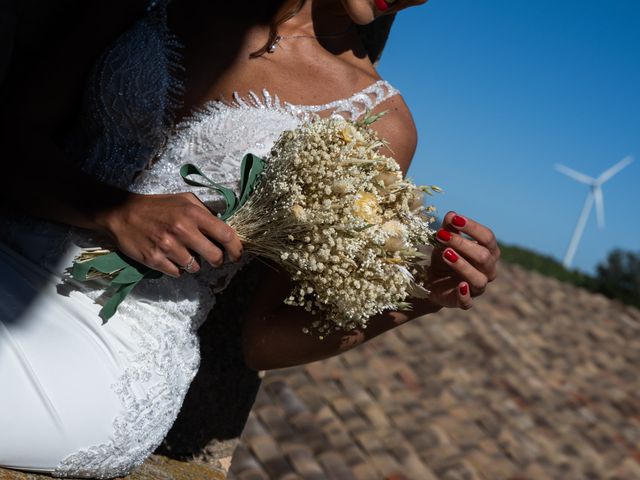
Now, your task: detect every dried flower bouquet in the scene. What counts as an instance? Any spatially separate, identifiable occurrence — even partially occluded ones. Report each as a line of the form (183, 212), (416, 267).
(73, 113), (440, 334)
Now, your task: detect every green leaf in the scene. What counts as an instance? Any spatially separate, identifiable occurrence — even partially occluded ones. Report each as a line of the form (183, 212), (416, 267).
(362, 110), (388, 125)
(71, 252), (129, 281)
(99, 281), (140, 322)
(111, 265), (145, 285)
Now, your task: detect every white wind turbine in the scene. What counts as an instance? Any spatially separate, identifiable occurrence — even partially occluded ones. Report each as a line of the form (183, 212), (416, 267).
(555, 155), (634, 268)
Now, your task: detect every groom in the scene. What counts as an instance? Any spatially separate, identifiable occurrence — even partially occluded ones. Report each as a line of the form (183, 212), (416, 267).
(0, 0), (15, 83)
(0, 0), (88, 86)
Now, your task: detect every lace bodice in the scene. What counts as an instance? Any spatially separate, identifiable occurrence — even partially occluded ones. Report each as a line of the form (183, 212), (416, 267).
(132, 80), (399, 209)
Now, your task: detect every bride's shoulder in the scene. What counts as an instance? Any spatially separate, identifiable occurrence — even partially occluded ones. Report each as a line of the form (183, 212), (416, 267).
(370, 88), (418, 174)
(317, 58), (417, 168)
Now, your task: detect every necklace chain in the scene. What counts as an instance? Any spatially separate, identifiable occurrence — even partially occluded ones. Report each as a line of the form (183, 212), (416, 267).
(267, 25), (354, 54)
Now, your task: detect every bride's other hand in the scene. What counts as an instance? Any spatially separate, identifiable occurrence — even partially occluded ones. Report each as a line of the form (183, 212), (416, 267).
(96, 193), (243, 278)
(242, 211), (500, 370)
(426, 211), (500, 310)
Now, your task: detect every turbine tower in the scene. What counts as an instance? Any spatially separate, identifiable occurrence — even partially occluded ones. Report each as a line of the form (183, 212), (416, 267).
(555, 155), (634, 268)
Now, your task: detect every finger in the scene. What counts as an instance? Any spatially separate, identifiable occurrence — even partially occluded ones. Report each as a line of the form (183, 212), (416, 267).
(153, 235), (202, 273)
(435, 228), (497, 281)
(168, 250), (201, 274)
(457, 282), (473, 310)
(442, 212), (499, 254)
(195, 213), (244, 262)
(122, 242), (183, 278)
(442, 248), (489, 293)
(170, 204), (240, 264)
(424, 272), (457, 292)
(185, 231), (225, 267)
(148, 256), (182, 278)
(181, 192), (212, 213)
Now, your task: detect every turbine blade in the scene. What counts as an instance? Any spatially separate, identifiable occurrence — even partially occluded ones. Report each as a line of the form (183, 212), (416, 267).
(597, 155), (634, 184)
(594, 187), (605, 229)
(555, 164), (594, 185)
(563, 192), (594, 268)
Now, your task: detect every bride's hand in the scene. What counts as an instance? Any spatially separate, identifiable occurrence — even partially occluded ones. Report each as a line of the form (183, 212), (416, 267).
(424, 211), (500, 309)
(96, 193), (243, 278)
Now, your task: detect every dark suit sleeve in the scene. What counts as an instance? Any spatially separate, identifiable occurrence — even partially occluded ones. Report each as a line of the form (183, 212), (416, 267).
(0, 0), (17, 84)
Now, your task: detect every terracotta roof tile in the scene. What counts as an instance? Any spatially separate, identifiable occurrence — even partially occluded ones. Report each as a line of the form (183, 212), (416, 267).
(228, 263), (640, 480)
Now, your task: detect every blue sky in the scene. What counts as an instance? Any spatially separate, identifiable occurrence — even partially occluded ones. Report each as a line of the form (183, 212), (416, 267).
(378, 0), (640, 274)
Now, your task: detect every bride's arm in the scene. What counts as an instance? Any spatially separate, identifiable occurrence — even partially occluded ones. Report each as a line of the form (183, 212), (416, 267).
(242, 267), (443, 371)
(242, 209), (499, 371)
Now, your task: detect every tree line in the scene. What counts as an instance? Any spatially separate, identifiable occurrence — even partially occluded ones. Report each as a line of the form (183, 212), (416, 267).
(499, 244), (640, 309)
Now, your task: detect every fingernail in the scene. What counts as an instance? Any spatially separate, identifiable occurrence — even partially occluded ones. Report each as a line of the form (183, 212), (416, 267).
(436, 229), (452, 242)
(459, 283), (468, 296)
(444, 249), (459, 263)
(452, 215), (466, 228)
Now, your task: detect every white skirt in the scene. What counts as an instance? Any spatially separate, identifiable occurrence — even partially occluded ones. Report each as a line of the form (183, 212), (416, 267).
(0, 239), (201, 478)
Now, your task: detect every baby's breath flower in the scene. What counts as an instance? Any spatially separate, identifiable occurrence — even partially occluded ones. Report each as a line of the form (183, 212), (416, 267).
(374, 171), (401, 189)
(381, 220), (409, 252)
(337, 123), (361, 144)
(291, 204), (306, 220)
(353, 191), (381, 224)
(408, 188), (425, 212)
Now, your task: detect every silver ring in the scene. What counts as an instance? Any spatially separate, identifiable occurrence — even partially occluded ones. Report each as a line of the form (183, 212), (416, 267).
(181, 256), (197, 273)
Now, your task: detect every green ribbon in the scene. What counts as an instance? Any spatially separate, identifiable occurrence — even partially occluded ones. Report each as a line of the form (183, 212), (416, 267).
(179, 153), (266, 221)
(72, 153), (267, 320)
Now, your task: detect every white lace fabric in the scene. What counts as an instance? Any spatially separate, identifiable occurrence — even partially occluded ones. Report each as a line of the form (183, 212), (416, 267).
(0, 1), (400, 477)
(133, 80), (399, 211)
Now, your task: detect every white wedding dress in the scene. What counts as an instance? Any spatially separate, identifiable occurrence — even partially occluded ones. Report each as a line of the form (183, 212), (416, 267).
(0, 1), (399, 478)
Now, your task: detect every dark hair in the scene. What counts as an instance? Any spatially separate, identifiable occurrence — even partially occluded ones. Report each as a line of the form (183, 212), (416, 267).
(250, 0), (307, 58)
(250, 0), (395, 63)
(357, 14), (396, 64)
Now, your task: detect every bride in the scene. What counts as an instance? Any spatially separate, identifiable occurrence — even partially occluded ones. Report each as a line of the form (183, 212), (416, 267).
(0, 0), (500, 477)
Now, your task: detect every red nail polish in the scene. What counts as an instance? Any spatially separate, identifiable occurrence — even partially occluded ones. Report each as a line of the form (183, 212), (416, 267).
(452, 215), (466, 228)
(444, 249), (459, 263)
(436, 229), (452, 242)
(459, 284), (468, 296)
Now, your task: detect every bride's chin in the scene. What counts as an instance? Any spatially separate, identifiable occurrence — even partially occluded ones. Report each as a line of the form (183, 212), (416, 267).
(338, 0), (378, 25)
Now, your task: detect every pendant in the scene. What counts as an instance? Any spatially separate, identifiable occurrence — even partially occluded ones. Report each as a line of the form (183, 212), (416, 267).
(268, 35), (282, 53)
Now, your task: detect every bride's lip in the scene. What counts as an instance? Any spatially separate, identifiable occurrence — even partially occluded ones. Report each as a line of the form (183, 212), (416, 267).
(374, 0), (390, 12)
